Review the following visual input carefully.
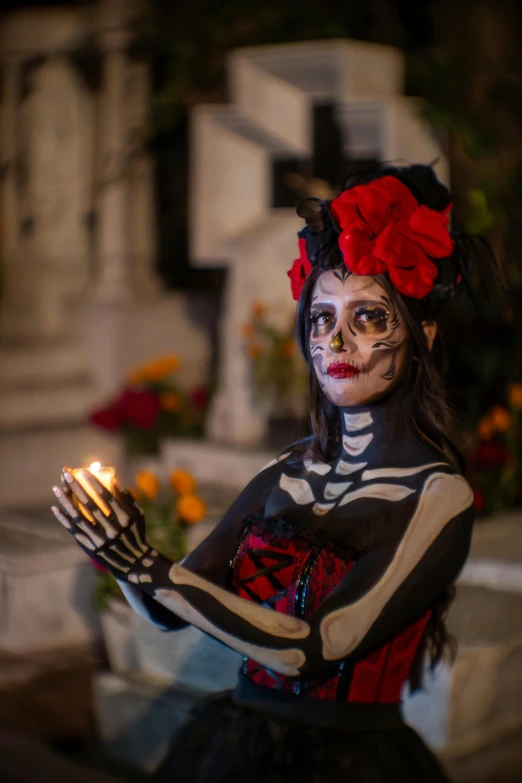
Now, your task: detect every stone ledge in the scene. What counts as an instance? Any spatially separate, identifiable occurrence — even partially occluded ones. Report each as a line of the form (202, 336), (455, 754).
(93, 671), (202, 772)
(162, 437), (272, 489)
(460, 558), (522, 593)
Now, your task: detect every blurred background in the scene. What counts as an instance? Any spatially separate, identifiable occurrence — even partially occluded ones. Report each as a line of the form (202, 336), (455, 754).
(0, 0), (521, 780)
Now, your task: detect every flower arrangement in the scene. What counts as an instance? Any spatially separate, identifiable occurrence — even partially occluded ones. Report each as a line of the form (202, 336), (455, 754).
(243, 302), (308, 416)
(90, 355), (209, 455)
(94, 467), (207, 609)
(468, 385), (522, 515)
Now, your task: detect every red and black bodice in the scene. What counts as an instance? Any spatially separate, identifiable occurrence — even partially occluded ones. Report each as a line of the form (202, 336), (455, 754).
(114, 390), (474, 726)
(230, 514), (430, 704)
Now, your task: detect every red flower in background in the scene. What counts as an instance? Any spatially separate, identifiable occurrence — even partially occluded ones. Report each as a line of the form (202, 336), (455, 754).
(469, 442), (510, 471)
(287, 237), (313, 301)
(117, 389), (160, 430)
(90, 406), (122, 431)
(90, 389), (161, 432)
(473, 488), (485, 515)
(90, 557), (108, 573)
(330, 176), (453, 299)
(190, 386), (209, 412)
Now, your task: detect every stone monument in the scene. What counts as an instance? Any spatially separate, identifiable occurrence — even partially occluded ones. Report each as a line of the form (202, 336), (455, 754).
(0, 0), (210, 507)
(190, 40), (448, 446)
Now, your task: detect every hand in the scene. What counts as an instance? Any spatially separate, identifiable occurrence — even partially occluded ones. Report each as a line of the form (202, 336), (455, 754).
(51, 468), (160, 585)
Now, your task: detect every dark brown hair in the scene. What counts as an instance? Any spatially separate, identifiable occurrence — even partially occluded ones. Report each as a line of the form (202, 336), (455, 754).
(296, 264), (464, 470)
(293, 265), (461, 686)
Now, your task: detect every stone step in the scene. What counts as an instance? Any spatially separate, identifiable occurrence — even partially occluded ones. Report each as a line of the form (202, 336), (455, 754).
(162, 437), (273, 490)
(0, 380), (97, 431)
(0, 511), (101, 652)
(93, 672), (199, 773)
(0, 340), (88, 390)
(0, 424), (122, 507)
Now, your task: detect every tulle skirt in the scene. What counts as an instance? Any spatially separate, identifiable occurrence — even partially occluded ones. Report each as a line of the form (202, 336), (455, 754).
(153, 691), (450, 783)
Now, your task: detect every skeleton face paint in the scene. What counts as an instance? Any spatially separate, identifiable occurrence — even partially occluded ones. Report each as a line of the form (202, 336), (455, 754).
(309, 270), (408, 407)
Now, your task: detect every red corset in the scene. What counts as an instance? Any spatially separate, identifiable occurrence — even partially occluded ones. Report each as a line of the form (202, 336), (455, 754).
(230, 516), (430, 704)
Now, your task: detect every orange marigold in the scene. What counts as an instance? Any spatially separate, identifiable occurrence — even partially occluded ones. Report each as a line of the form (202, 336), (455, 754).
(248, 343), (262, 359)
(177, 494), (207, 524)
(477, 416), (495, 442)
(128, 355), (181, 385)
(251, 301), (266, 319)
(242, 323), (255, 339)
(508, 384), (522, 409)
(490, 405), (511, 432)
(170, 469), (197, 496)
(135, 471), (160, 499)
(160, 391), (183, 412)
(280, 339), (296, 358)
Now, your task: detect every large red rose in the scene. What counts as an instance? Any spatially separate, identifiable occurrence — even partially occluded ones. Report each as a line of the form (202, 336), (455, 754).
(287, 237), (312, 301)
(116, 389), (161, 431)
(330, 176), (453, 299)
(90, 405), (122, 431)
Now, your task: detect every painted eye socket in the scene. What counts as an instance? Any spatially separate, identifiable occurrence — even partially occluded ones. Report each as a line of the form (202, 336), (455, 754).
(354, 306), (388, 325)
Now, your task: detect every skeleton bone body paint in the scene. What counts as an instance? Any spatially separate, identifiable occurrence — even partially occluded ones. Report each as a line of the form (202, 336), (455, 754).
(52, 272), (473, 711)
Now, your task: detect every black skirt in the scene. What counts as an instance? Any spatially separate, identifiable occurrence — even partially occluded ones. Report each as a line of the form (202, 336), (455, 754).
(153, 689), (451, 783)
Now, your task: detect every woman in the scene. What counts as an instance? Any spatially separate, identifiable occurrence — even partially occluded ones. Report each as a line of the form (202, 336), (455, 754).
(52, 165), (479, 782)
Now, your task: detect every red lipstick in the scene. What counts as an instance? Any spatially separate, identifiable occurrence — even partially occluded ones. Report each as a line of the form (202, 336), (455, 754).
(327, 362), (360, 379)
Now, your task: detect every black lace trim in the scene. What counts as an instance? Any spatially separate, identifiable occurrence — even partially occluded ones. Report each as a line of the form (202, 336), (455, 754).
(240, 513), (360, 561)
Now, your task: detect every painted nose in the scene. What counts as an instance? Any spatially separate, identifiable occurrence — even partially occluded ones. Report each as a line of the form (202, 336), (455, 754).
(329, 331), (344, 353)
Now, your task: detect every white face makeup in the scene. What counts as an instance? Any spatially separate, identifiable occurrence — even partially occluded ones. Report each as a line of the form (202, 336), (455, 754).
(309, 269), (408, 408)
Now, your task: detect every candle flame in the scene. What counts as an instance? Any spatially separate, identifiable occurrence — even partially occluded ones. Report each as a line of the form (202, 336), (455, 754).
(89, 461), (102, 475)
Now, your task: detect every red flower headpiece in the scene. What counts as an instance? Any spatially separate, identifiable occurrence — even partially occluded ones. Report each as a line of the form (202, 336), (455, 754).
(330, 176), (453, 299)
(287, 236), (312, 301)
(287, 175), (455, 301)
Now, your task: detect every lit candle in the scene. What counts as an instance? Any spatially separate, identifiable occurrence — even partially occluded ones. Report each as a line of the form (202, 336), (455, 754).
(87, 461), (116, 493)
(70, 462), (117, 520)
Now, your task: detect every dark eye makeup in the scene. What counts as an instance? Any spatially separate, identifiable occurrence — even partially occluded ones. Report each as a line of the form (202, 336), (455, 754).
(309, 301), (393, 342)
(309, 309), (335, 338)
(354, 305), (389, 334)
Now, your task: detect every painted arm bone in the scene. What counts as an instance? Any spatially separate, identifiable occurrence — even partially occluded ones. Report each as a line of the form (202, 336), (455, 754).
(52, 469), (473, 677)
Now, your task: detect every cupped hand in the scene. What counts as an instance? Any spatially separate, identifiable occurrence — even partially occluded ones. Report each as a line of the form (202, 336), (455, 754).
(51, 468), (160, 584)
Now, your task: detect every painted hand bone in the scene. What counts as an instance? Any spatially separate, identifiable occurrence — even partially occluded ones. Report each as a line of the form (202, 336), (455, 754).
(51, 468), (158, 583)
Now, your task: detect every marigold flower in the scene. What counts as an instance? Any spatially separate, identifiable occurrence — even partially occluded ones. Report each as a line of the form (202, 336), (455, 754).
(135, 471), (160, 499)
(251, 302), (266, 319)
(242, 323), (255, 339)
(160, 391), (183, 412)
(177, 494), (207, 524)
(508, 384), (522, 409)
(477, 416), (495, 441)
(280, 339), (296, 358)
(128, 355), (181, 385)
(489, 405), (511, 432)
(248, 343), (262, 359)
(170, 469), (197, 496)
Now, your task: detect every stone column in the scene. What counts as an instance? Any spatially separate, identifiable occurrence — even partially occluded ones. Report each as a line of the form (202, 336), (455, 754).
(0, 56), (22, 336)
(0, 57), (20, 264)
(94, 16), (132, 302)
(126, 58), (159, 298)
